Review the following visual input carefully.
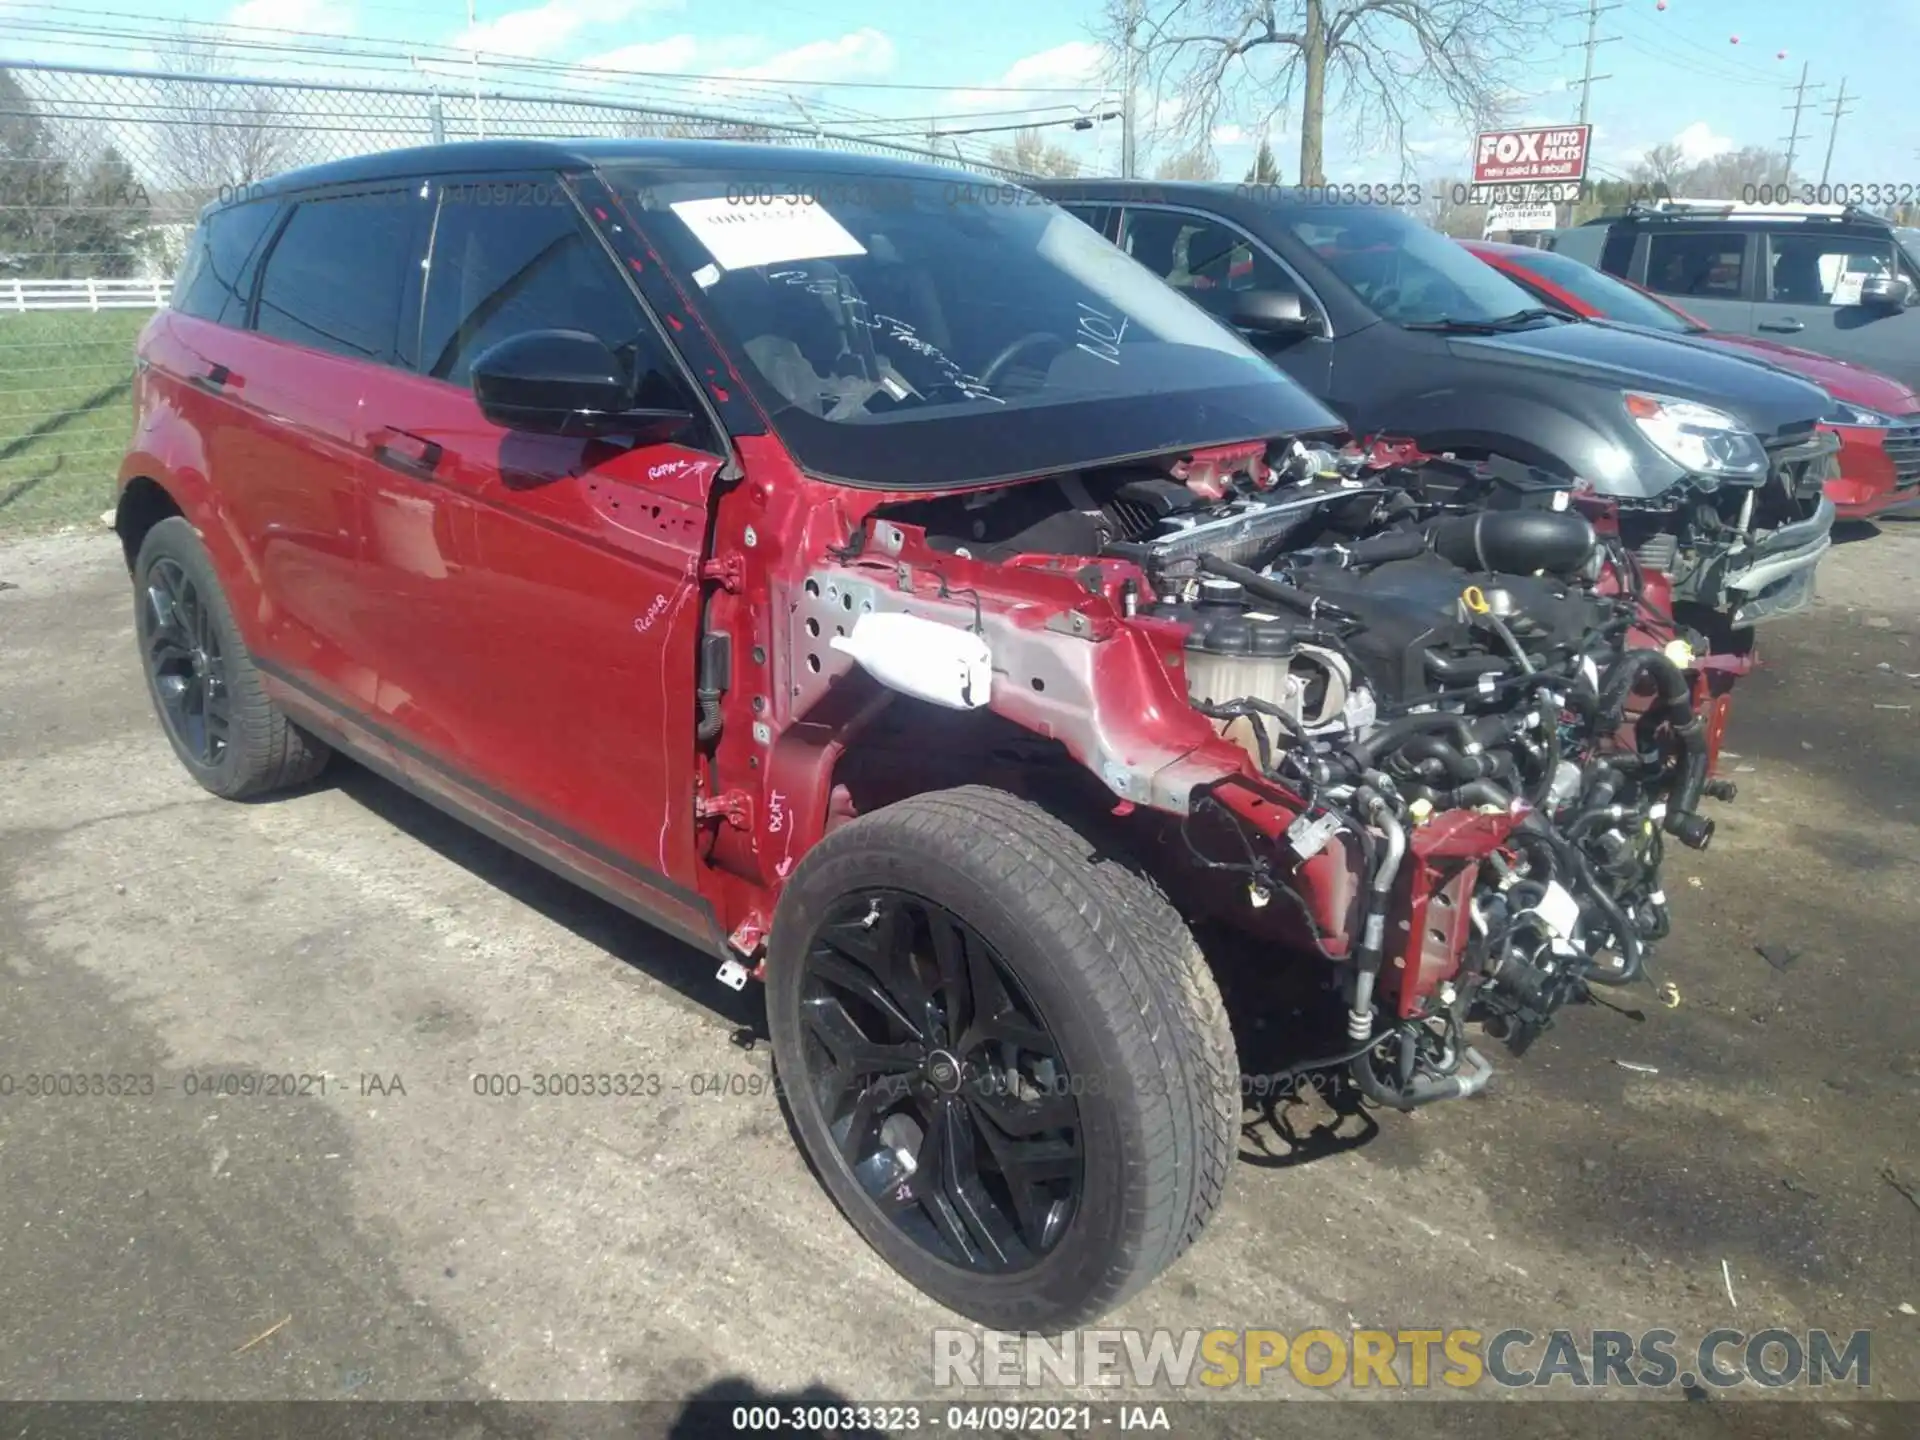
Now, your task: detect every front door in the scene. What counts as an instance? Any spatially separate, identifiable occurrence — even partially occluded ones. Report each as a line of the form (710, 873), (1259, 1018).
(357, 174), (727, 919)
(1754, 227), (1920, 390)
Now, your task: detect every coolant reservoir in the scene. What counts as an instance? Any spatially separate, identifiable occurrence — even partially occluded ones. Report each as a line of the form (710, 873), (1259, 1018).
(1158, 579), (1346, 761)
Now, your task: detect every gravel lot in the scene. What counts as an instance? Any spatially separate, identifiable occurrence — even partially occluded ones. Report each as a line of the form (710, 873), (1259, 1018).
(1, 520), (1915, 1423)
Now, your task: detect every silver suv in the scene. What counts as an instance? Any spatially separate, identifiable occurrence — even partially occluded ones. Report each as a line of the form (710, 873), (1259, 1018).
(1552, 203), (1920, 391)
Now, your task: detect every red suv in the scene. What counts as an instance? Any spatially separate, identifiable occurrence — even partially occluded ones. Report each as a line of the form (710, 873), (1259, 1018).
(119, 142), (1725, 1328)
(1463, 238), (1920, 518)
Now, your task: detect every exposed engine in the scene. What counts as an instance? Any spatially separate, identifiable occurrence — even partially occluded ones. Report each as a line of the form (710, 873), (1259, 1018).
(870, 446), (1733, 1111)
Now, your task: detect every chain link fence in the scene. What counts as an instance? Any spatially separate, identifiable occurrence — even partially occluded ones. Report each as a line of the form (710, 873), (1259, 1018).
(0, 59), (1033, 532)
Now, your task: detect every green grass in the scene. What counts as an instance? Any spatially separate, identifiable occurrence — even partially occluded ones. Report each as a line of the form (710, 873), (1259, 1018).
(0, 308), (150, 537)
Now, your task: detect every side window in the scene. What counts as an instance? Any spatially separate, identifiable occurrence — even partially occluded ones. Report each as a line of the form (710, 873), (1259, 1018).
(1598, 227), (1635, 278)
(171, 200), (280, 325)
(421, 182), (679, 407)
(1120, 208), (1304, 313)
(1765, 231), (1898, 305)
(254, 191), (415, 363)
(1060, 204), (1110, 237)
(1644, 230), (1747, 299)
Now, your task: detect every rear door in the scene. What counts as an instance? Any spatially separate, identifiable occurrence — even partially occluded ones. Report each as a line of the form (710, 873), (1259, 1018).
(1753, 226), (1920, 390)
(357, 172), (726, 922)
(1637, 226), (1756, 335)
(212, 185), (427, 707)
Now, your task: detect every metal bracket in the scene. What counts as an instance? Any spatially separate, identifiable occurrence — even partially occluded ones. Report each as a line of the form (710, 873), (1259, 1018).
(702, 553), (745, 592)
(695, 789), (754, 829)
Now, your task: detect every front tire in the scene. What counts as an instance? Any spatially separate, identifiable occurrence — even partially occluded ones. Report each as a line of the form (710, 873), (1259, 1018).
(766, 785), (1237, 1330)
(133, 517), (330, 799)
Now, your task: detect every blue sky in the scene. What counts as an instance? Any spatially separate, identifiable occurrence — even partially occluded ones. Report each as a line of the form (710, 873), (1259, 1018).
(4, 0), (1916, 181)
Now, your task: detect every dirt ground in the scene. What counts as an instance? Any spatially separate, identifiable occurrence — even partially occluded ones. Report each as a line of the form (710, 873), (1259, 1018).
(0, 517), (1915, 1423)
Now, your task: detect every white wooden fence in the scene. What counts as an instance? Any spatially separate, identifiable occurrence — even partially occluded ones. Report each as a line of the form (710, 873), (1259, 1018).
(1, 278), (171, 313)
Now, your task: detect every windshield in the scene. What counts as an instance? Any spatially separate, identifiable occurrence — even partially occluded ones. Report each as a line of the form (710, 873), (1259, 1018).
(607, 166), (1338, 487)
(1285, 207), (1549, 325)
(1494, 245), (1696, 333)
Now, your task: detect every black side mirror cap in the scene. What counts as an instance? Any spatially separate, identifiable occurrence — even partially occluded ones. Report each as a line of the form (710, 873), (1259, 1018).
(471, 329), (693, 439)
(1228, 287), (1319, 336)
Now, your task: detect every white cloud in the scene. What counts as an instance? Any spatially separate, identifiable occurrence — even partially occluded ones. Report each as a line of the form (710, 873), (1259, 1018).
(1672, 120), (1734, 164)
(720, 28), (896, 86)
(227, 0), (355, 34)
(1211, 123), (1246, 147)
(582, 34), (700, 75)
(456, 0), (679, 61)
(940, 40), (1108, 114)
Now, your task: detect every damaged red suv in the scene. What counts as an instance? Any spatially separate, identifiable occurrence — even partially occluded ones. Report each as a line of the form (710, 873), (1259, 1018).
(120, 142), (1725, 1329)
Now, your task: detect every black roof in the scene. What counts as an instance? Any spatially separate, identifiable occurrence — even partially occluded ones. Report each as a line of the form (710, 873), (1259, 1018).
(1579, 201), (1893, 230)
(229, 138), (986, 204)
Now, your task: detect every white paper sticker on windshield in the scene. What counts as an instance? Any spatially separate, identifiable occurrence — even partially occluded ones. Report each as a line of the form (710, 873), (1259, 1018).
(669, 197), (866, 271)
(1829, 272), (1866, 307)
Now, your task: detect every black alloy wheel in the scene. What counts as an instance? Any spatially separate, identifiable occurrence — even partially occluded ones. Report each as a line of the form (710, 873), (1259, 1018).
(796, 888), (1083, 1273)
(140, 555), (230, 768)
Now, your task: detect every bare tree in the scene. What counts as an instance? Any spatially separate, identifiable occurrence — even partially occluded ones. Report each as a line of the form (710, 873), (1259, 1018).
(987, 128), (1083, 178)
(1153, 144), (1219, 181)
(1630, 141), (1687, 194)
(1105, 0), (1574, 186)
(152, 34), (308, 201)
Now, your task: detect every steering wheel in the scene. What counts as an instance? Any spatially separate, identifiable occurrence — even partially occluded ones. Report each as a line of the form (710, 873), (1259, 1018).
(978, 331), (1069, 386)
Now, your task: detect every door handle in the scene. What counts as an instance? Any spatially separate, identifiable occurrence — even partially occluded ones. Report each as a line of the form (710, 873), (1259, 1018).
(1759, 318), (1805, 333)
(190, 363), (237, 394)
(371, 428), (444, 482)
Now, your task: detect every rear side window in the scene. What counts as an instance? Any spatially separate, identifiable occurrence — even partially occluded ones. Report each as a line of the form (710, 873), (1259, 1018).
(172, 201), (279, 325)
(1645, 230), (1747, 299)
(1121, 209), (1296, 300)
(254, 191), (416, 363)
(1060, 204), (1111, 238)
(1598, 227), (1635, 278)
(420, 185), (657, 388)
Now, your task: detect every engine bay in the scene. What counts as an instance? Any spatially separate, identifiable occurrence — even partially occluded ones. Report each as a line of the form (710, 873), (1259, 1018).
(862, 445), (1733, 1109)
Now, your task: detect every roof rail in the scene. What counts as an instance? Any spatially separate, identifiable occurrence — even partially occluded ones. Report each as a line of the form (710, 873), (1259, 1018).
(1618, 196), (1886, 225)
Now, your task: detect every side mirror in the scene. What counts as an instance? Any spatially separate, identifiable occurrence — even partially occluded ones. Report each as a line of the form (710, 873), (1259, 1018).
(1858, 274), (1914, 311)
(471, 329), (694, 439)
(1228, 287), (1319, 337)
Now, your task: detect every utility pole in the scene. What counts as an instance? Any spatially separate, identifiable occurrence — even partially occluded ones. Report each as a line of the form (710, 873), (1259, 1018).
(1820, 77), (1852, 187)
(1780, 61), (1822, 183)
(1573, 0), (1620, 127)
(468, 0), (484, 140)
(1120, 0), (1141, 179)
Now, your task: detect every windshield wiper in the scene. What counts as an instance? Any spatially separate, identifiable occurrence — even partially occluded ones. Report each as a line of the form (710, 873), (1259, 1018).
(1403, 308), (1568, 333)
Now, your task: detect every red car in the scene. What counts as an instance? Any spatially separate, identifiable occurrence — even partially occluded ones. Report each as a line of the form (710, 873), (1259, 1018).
(1463, 239), (1920, 518)
(118, 142), (1724, 1328)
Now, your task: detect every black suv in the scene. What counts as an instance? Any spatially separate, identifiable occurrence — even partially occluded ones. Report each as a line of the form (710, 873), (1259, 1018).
(1550, 202), (1920, 391)
(1036, 179), (1837, 636)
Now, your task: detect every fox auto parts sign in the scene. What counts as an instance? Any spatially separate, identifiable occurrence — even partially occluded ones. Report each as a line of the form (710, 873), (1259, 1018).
(1473, 125), (1592, 186)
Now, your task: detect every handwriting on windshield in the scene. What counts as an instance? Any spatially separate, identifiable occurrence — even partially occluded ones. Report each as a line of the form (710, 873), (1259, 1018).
(1075, 301), (1128, 366)
(764, 269), (1005, 404)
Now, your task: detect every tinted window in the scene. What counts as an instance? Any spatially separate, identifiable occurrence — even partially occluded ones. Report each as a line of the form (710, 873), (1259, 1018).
(1120, 209), (1302, 318)
(172, 201), (279, 325)
(421, 186), (663, 390)
(1283, 206), (1540, 325)
(1599, 227), (1635, 278)
(254, 191), (415, 363)
(1060, 204), (1110, 237)
(1644, 230), (1746, 299)
(1765, 231), (1897, 304)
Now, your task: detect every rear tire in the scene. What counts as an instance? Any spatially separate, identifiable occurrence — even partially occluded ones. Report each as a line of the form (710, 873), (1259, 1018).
(766, 785), (1237, 1330)
(133, 517), (330, 799)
